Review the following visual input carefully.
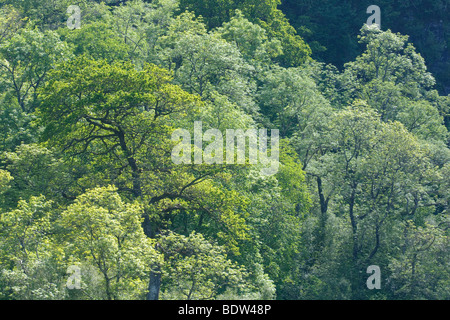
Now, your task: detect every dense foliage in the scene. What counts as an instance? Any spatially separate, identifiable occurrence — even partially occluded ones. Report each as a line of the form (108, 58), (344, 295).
(281, 0), (450, 96)
(0, 0), (448, 300)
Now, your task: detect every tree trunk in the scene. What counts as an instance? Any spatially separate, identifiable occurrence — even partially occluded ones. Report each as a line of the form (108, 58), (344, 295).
(317, 177), (328, 218)
(349, 186), (358, 262)
(142, 213), (155, 238)
(147, 265), (161, 300)
(316, 177), (329, 250)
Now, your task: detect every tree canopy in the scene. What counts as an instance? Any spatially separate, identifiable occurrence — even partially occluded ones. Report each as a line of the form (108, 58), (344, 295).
(0, 0), (448, 301)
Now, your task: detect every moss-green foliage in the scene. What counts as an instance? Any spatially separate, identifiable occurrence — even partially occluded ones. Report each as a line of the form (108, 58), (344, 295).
(0, 0), (448, 300)
(178, 0), (311, 66)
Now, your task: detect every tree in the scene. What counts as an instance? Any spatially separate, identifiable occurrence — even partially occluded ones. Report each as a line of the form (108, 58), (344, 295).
(0, 28), (71, 113)
(1, 144), (70, 210)
(0, 5), (24, 43)
(0, 195), (65, 299)
(59, 21), (129, 63)
(242, 142), (310, 299)
(2, 0), (448, 301)
(345, 25), (435, 95)
(257, 65), (329, 137)
(280, 0), (450, 95)
(387, 220), (450, 299)
(177, 0), (311, 66)
(108, 0), (178, 66)
(0, 94), (38, 152)
(0, 169), (12, 195)
(293, 102), (444, 298)
(344, 25), (448, 143)
(59, 186), (161, 300)
(37, 54), (253, 299)
(216, 10), (282, 68)
(158, 14), (254, 110)
(38, 56), (198, 200)
(0, 0), (92, 30)
(257, 4), (311, 67)
(158, 231), (252, 300)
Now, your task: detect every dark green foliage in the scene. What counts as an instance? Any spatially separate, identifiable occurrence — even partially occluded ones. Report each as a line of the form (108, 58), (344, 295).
(280, 0), (450, 95)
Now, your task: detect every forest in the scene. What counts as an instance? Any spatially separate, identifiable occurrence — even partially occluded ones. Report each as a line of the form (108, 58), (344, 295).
(0, 0), (448, 300)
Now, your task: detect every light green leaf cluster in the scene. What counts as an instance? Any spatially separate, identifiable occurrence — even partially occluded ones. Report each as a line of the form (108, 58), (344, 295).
(0, 169), (12, 195)
(60, 186), (161, 300)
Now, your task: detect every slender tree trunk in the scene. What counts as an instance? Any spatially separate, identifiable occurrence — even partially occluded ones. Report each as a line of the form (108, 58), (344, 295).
(348, 185), (364, 299)
(367, 224), (381, 262)
(142, 214), (155, 238)
(316, 177), (329, 250)
(349, 186), (358, 262)
(143, 208), (162, 300)
(147, 265), (161, 300)
(317, 177), (329, 223)
(105, 276), (112, 300)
